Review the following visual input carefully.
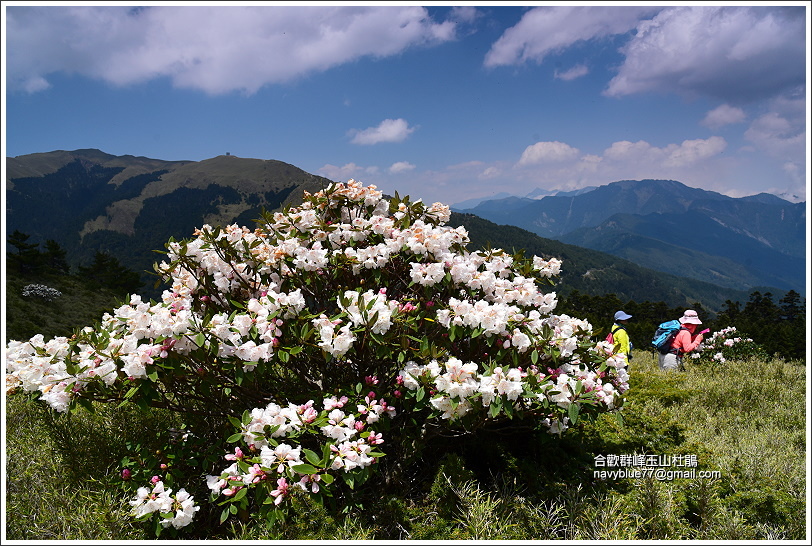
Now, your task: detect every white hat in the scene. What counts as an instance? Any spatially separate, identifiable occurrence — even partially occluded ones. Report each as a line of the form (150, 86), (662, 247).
(679, 309), (702, 325)
(614, 311), (632, 321)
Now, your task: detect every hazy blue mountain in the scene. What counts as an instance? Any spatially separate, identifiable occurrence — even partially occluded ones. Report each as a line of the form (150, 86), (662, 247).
(462, 179), (806, 294)
(450, 192), (514, 211)
(451, 212), (784, 315)
(537, 186), (598, 198)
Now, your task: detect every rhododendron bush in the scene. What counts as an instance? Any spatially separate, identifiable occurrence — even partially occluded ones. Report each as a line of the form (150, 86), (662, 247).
(691, 326), (768, 365)
(5, 180), (628, 535)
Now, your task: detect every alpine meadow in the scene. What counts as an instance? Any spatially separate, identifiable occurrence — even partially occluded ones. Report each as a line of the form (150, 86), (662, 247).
(4, 169), (808, 540)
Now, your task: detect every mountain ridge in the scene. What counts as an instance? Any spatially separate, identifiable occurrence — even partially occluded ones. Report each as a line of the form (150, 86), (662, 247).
(457, 179), (806, 294)
(5, 149), (801, 307)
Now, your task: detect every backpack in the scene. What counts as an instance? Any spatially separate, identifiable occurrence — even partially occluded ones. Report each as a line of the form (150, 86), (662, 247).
(605, 325), (623, 346)
(651, 320), (687, 354)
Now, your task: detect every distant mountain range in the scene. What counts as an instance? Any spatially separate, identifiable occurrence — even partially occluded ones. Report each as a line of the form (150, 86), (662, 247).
(6, 149), (333, 288)
(453, 179), (806, 294)
(451, 186), (598, 210)
(5, 150), (803, 309)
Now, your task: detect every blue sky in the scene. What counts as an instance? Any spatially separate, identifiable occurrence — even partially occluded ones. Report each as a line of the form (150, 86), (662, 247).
(3, 2), (809, 207)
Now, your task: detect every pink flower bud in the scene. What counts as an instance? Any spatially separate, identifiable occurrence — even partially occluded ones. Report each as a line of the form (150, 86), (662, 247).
(121, 468), (132, 481)
(151, 475), (161, 484)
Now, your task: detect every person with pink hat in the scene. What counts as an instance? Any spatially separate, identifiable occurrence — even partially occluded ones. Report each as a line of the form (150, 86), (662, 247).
(659, 309), (706, 371)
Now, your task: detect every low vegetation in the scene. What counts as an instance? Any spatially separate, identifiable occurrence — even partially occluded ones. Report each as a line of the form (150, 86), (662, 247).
(6, 352), (805, 540)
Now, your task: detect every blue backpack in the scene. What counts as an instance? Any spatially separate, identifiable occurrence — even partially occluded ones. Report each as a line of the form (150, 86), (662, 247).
(651, 320), (687, 354)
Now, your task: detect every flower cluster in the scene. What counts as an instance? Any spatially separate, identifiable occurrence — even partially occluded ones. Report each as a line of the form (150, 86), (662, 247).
(129, 479), (199, 530)
(5, 179), (628, 533)
(691, 326), (767, 364)
(21, 283), (62, 301)
(203, 391), (390, 522)
(399, 347), (628, 432)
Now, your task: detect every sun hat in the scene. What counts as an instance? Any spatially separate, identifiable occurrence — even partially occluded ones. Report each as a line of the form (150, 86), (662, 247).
(614, 310), (632, 321)
(679, 309), (702, 325)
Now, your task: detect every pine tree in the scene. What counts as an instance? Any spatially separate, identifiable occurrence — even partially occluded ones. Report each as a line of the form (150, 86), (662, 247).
(7, 230), (42, 274)
(43, 239), (71, 275)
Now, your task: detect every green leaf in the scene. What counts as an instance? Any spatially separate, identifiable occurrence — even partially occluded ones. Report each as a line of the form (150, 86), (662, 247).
(530, 349), (539, 365)
(568, 403), (580, 425)
(227, 433), (243, 444)
(233, 487), (248, 502)
(75, 396), (95, 413)
(344, 473), (355, 490)
(304, 449), (321, 466)
(416, 386), (425, 402)
(321, 473), (335, 484)
(292, 463), (318, 475)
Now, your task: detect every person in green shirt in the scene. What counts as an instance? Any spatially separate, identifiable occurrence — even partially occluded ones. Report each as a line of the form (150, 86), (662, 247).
(611, 310), (633, 363)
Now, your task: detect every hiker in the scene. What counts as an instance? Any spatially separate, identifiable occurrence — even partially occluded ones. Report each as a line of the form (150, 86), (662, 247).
(659, 309), (704, 371)
(610, 310), (633, 363)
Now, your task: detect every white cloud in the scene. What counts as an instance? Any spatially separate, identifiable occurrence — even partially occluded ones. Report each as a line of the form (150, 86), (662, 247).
(480, 166), (501, 179)
(484, 6), (657, 67)
(744, 112), (806, 162)
(317, 162), (364, 181)
(605, 6), (806, 102)
(518, 141), (580, 166)
(554, 64), (589, 81)
(601, 137), (728, 168)
(349, 119), (416, 145)
(448, 6), (479, 25)
(701, 105), (746, 129)
(663, 137), (727, 168)
(6, 5), (458, 95)
(389, 161), (416, 174)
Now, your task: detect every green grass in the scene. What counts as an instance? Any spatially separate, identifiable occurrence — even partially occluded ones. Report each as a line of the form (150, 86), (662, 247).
(3, 352), (807, 540)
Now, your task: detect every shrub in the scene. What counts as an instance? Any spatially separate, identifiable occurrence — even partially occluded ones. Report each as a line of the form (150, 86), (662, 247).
(689, 326), (767, 365)
(21, 283), (62, 301)
(5, 180), (628, 535)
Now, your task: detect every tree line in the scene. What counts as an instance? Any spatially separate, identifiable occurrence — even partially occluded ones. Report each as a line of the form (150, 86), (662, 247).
(7, 230), (143, 295)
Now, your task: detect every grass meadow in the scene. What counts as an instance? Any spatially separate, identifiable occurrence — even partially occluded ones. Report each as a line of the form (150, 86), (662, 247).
(4, 351), (808, 541)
